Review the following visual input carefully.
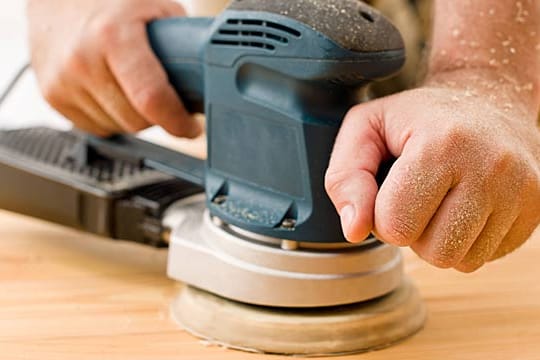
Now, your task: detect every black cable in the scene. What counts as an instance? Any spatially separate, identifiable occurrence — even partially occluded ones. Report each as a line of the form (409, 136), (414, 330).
(0, 62), (31, 110)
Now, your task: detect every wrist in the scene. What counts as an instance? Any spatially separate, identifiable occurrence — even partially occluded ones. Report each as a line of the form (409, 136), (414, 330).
(423, 67), (540, 119)
(426, 1), (540, 117)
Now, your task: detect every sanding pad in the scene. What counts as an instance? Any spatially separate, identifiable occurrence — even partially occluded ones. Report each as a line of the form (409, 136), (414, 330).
(171, 278), (426, 356)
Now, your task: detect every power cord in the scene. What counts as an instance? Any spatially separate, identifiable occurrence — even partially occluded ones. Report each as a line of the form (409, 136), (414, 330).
(0, 62), (31, 110)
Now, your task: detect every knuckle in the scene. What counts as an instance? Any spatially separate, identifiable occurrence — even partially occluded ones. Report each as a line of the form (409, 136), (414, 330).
(62, 46), (89, 75)
(87, 127), (112, 138)
(344, 103), (379, 126)
(324, 167), (373, 206)
(521, 168), (540, 206)
(380, 215), (418, 246)
(430, 242), (464, 269)
(527, 169), (540, 196)
(125, 122), (149, 133)
(412, 237), (463, 269)
(413, 246), (449, 269)
(89, 16), (120, 49)
(40, 79), (63, 108)
(484, 149), (532, 196)
(324, 169), (349, 197)
(131, 85), (163, 116)
(455, 261), (483, 273)
(345, 104), (366, 120)
(426, 253), (456, 269)
(489, 149), (516, 174)
(438, 126), (472, 153)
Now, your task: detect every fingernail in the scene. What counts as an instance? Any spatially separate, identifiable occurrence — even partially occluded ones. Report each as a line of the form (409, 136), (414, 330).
(340, 205), (356, 237)
(180, 121), (202, 139)
(187, 124), (203, 139)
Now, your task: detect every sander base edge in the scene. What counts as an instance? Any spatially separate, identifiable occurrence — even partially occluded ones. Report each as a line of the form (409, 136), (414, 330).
(170, 278), (426, 357)
(165, 194), (404, 308)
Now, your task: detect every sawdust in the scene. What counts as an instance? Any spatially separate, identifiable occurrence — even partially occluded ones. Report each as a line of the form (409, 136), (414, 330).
(228, 0), (404, 51)
(515, 1), (528, 23)
(376, 147), (453, 246)
(429, 1), (538, 109)
(435, 197), (486, 264)
(385, 77), (538, 270)
(411, 1), (539, 268)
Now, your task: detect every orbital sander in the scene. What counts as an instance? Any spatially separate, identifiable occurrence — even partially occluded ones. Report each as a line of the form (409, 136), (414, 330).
(0, 0), (425, 355)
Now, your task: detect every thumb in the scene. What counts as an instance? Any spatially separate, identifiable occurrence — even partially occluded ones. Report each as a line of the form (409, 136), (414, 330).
(325, 99), (388, 243)
(162, 1), (188, 17)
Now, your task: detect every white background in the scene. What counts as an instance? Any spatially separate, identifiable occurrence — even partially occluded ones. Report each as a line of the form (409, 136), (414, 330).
(0, 0), (226, 131)
(0, 0), (68, 129)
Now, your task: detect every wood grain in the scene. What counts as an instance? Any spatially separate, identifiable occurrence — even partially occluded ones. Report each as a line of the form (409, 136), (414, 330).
(0, 211), (538, 360)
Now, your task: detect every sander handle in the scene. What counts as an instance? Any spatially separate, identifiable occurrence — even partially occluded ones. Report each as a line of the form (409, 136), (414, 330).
(147, 17), (213, 113)
(88, 2), (406, 243)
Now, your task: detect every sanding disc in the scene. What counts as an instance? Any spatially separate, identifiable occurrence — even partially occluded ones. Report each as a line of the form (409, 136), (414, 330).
(171, 278), (426, 356)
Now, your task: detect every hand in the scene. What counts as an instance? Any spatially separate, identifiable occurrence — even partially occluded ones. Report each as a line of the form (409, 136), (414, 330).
(27, 0), (201, 137)
(325, 69), (540, 272)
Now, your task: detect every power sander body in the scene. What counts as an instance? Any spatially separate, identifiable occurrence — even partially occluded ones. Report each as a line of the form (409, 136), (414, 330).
(0, 0), (406, 307)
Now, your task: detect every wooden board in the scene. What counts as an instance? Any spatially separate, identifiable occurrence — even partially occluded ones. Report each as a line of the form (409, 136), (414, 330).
(0, 210), (538, 359)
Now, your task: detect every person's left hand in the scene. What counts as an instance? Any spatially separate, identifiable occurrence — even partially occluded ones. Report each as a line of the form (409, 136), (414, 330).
(28, 0), (201, 137)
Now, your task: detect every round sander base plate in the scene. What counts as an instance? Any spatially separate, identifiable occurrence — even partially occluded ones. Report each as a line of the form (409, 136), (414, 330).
(170, 278), (426, 357)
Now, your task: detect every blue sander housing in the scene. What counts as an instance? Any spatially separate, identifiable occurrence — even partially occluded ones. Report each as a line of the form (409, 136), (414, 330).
(0, 4), (427, 352)
(0, 1), (428, 355)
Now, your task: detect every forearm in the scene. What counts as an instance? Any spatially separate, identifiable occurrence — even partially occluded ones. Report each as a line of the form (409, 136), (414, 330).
(427, 0), (540, 113)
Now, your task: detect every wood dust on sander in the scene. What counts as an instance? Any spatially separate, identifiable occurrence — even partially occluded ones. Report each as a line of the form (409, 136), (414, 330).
(170, 279), (426, 357)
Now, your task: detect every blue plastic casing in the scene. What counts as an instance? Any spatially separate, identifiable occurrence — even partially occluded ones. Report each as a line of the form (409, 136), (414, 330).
(146, 9), (404, 243)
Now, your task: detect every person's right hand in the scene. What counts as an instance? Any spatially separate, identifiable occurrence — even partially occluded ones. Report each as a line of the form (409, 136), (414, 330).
(325, 69), (540, 273)
(27, 0), (201, 138)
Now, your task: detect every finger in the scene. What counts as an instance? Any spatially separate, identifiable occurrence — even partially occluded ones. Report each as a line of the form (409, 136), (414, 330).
(325, 101), (388, 242)
(42, 81), (114, 136)
(105, 23), (201, 138)
(490, 169), (540, 261)
(490, 213), (540, 261)
(411, 183), (491, 269)
(46, 50), (124, 134)
(374, 140), (455, 247)
(161, 1), (187, 17)
(75, 88), (125, 134)
(57, 104), (112, 137)
(455, 210), (518, 273)
(86, 60), (152, 133)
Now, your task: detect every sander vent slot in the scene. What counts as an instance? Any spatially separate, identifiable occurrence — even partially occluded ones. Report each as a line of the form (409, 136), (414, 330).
(211, 18), (301, 51)
(328, 73), (367, 86)
(0, 127), (162, 187)
(212, 39), (275, 50)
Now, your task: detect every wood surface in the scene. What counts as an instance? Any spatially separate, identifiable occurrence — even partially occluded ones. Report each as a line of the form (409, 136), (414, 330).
(0, 210), (538, 360)
(3, 1), (539, 358)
